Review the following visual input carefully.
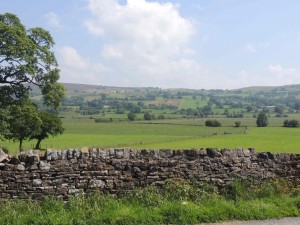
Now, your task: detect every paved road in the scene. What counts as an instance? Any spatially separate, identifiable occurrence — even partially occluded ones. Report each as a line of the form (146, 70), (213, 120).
(199, 217), (300, 225)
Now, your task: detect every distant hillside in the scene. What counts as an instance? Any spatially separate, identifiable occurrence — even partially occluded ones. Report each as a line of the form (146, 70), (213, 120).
(28, 82), (300, 98)
(237, 84), (300, 93)
(61, 82), (300, 93)
(62, 83), (159, 93)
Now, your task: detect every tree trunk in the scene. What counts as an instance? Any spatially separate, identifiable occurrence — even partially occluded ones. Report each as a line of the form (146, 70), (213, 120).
(35, 139), (42, 149)
(19, 139), (23, 153)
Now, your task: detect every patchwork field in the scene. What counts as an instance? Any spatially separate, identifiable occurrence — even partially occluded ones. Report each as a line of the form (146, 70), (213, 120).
(3, 118), (300, 155)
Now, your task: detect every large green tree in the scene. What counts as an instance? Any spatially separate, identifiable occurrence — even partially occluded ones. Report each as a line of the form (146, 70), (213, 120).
(0, 13), (65, 109)
(31, 110), (64, 149)
(4, 102), (42, 151)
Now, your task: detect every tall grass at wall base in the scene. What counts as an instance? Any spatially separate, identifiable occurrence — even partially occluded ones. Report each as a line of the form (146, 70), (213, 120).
(0, 179), (299, 225)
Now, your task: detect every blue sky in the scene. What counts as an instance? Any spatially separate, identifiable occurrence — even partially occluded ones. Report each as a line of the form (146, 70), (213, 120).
(1, 0), (300, 89)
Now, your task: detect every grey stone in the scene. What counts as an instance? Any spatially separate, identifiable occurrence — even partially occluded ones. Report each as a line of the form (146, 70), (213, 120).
(32, 179), (43, 187)
(159, 149), (174, 158)
(90, 179), (105, 188)
(0, 153), (9, 163)
(123, 148), (130, 159)
(74, 149), (81, 158)
(98, 149), (107, 158)
(29, 164), (39, 170)
(39, 161), (51, 170)
(207, 148), (222, 158)
(115, 149), (124, 158)
(109, 148), (115, 157)
(67, 149), (74, 159)
(16, 164), (25, 171)
(47, 150), (58, 161)
(243, 149), (251, 157)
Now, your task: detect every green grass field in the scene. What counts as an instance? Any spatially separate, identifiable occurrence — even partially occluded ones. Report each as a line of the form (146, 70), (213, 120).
(2, 117), (300, 154)
(135, 127), (300, 153)
(179, 96), (208, 109)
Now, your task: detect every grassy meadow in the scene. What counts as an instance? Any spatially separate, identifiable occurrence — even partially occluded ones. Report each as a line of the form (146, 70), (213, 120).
(3, 116), (300, 154)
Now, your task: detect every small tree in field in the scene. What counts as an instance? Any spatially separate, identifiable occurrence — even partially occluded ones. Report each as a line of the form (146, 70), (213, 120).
(289, 119), (299, 127)
(256, 112), (268, 127)
(283, 119), (299, 128)
(144, 112), (155, 120)
(5, 102), (42, 152)
(31, 111), (64, 149)
(127, 112), (137, 121)
(234, 121), (241, 127)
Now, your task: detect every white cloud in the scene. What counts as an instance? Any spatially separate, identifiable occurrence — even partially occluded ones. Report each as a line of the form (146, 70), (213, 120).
(80, 0), (204, 88)
(101, 45), (123, 59)
(85, 0), (194, 59)
(45, 12), (62, 28)
(267, 64), (300, 85)
(58, 46), (110, 84)
(229, 66), (300, 89)
(268, 64), (296, 74)
(244, 42), (270, 53)
(244, 43), (256, 53)
(57, 1), (300, 89)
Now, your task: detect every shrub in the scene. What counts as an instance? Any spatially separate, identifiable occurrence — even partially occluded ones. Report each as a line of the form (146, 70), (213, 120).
(144, 112), (155, 120)
(283, 119), (299, 128)
(205, 120), (221, 127)
(283, 120), (289, 127)
(234, 121), (241, 127)
(127, 112), (136, 121)
(289, 119), (299, 127)
(157, 114), (165, 120)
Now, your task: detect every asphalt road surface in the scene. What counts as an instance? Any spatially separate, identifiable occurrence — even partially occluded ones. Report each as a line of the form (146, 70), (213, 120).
(199, 217), (300, 225)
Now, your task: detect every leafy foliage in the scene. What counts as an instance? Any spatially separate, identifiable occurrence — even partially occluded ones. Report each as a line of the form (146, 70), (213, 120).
(234, 121), (241, 127)
(4, 101), (41, 151)
(283, 119), (299, 128)
(30, 111), (64, 149)
(256, 112), (268, 127)
(205, 120), (222, 127)
(0, 13), (65, 108)
(127, 112), (137, 121)
(144, 112), (155, 120)
(0, 13), (65, 150)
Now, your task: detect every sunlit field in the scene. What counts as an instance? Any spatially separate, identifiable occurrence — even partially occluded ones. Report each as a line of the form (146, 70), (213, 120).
(3, 118), (300, 154)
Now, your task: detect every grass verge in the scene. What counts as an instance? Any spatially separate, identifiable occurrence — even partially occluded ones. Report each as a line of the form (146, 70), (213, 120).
(0, 179), (299, 225)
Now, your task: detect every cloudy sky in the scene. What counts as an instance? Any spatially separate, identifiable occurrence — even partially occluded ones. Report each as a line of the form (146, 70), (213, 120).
(1, 0), (300, 89)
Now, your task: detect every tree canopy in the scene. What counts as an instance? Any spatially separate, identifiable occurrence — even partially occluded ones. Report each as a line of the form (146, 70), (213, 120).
(31, 110), (64, 149)
(0, 13), (65, 109)
(4, 101), (42, 151)
(256, 112), (268, 127)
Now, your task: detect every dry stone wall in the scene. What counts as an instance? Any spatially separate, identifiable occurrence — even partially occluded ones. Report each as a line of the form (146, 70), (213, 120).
(0, 148), (299, 200)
